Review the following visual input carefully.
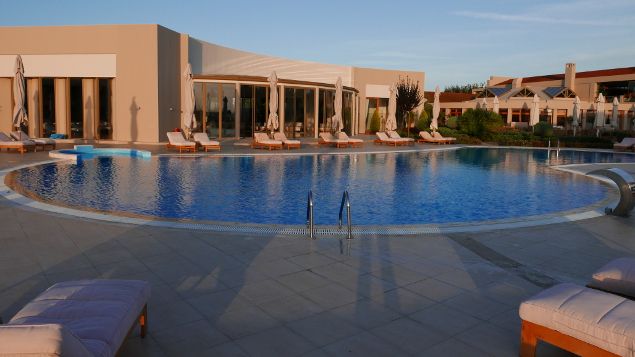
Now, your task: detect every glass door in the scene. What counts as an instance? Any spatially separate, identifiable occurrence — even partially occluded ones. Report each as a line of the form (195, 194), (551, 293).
(240, 85), (253, 137)
(254, 86), (268, 135)
(69, 78), (83, 138)
(41, 78), (56, 137)
(206, 83), (219, 138)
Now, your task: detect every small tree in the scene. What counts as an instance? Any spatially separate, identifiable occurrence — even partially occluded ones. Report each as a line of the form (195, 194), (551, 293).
(369, 109), (381, 133)
(444, 82), (486, 93)
(458, 108), (503, 139)
(416, 109), (430, 131)
(396, 76), (423, 136)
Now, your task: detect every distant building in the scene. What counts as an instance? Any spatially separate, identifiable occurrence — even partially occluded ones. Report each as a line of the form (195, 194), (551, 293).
(0, 24), (424, 143)
(430, 64), (635, 130)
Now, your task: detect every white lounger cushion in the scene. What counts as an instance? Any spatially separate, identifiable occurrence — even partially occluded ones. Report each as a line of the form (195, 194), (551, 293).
(166, 132), (195, 146)
(0, 324), (92, 357)
(520, 282), (635, 356)
(273, 132), (300, 145)
(589, 257), (635, 297)
(192, 132), (220, 146)
(7, 280), (150, 357)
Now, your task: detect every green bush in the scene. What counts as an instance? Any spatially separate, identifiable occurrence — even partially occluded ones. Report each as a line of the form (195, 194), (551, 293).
(533, 122), (553, 137)
(445, 116), (458, 129)
(369, 109), (380, 133)
(438, 127), (482, 144)
(457, 108), (504, 139)
(416, 110), (430, 131)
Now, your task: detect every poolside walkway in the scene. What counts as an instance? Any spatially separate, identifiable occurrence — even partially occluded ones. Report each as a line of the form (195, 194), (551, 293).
(1, 143), (635, 356)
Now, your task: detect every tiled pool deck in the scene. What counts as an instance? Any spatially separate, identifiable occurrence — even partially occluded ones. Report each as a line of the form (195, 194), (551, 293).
(1, 140), (634, 356)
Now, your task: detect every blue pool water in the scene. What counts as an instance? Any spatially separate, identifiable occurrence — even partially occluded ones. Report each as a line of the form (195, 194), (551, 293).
(9, 148), (635, 225)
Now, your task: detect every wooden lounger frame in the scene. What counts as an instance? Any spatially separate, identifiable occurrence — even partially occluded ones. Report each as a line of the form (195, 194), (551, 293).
(520, 320), (618, 357)
(199, 143), (221, 152)
(252, 141), (283, 150)
(0, 144), (34, 154)
(115, 304), (147, 356)
(318, 138), (348, 148)
(166, 143), (196, 153)
(283, 142), (301, 149)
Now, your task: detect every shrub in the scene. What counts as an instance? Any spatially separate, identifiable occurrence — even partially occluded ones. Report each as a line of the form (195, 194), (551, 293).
(369, 109), (380, 133)
(457, 108), (504, 139)
(438, 127), (482, 144)
(533, 122), (553, 137)
(416, 110), (430, 131)
(445, 116), (458, 129)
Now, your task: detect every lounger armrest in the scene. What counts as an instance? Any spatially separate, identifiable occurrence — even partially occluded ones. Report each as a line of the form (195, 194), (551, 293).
(0, 324), (92, 357)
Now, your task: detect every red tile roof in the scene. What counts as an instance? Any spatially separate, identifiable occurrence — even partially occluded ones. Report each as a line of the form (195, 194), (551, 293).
(497, 66), (635, 85)
(424, 91), (476, 103)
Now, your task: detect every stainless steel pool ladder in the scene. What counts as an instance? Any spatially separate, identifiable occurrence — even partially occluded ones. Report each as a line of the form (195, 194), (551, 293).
(306, 190), (314, 239)
(339, 191), (353, 240)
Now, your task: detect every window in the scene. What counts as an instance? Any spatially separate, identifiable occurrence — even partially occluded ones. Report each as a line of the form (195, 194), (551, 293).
(513, 88), (535, 97)
(449, 108), (462, 117)
(365, 97), (388, 131)
(598, 81), (635, 102)
(556, 109), (567, 126)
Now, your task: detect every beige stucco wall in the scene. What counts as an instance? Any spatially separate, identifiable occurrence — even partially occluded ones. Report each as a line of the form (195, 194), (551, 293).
(352, 67), (425, 133)
(0, 78), (11, 134)
(157, 26), (182, 139)
(0, 24), (164, 142)
(188, 38), (354, 86)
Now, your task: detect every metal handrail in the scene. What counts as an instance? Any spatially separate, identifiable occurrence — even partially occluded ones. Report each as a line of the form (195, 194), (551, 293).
(306, 190), (314, 239)
(338, 191), (353, 240)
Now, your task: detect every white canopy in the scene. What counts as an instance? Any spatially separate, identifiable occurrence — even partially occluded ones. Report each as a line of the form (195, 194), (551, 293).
(480, 97), (487, 110)
(385, 84), (397, 131)
(12, 55), (28, 129)
(181, 63), (196, 136)
(332, 77), (344, 132)
(492, 96), (499, 114)
(611, 97), (619, 128)
(266, 71), (279, 132)
(595, 93), (605, 127)
(529, 94), (540, 126)
(430, 85), (440, 131)
(572, 96), (581, 128)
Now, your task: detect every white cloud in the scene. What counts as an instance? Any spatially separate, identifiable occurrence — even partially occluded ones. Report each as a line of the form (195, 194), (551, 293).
(453, 10), (622, 26)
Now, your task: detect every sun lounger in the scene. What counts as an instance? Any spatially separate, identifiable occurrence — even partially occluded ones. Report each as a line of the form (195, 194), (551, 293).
(432, 131), (456, 144)
(253, 132), (283, 150)
(374, 132), (404, 146)
(587, 257), (635, 298)
(418, 131), (448, 144)
(192, 132), (220, 151)
(0, 132), (36, 153)
(11, 130), (56, 150)
(273, 132), (301, 149)
(614, 137), (635, 152)
(519, 282), (635, 357)
(386, 131), (415, 145)
(336, 132), (363, 147)
(318, 132), (348, 148)
(0, 279), (150, 357)
(166, 131), (196, 153)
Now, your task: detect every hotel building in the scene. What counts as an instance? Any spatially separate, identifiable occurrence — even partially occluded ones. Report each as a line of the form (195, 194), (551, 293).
(430, 64), (635, 130)
(0, 24), (424, 143)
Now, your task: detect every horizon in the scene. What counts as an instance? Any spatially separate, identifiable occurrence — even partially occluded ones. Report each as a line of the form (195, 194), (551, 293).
(1, 0), (633, 90)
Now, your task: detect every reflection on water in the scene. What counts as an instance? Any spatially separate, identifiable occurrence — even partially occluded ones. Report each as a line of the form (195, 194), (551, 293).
(10, 148), (635, 225)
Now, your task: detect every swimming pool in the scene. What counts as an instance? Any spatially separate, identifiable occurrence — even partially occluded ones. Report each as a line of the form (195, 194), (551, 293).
(7, 148), (635, 226)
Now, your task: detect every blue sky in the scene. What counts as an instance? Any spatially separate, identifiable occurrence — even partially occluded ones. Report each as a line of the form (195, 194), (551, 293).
(2, 0), (634, 90)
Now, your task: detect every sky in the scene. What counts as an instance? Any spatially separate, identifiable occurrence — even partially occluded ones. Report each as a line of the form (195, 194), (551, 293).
(1, 0), (634, 90)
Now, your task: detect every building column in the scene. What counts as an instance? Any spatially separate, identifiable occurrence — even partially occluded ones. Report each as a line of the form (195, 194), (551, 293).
(278, 85), (285, 133)
(314, 87), (319, 138)
(27, 78), (40, 137)
(506, 107), (512, 124)
(82, 78), (95, 140)
(54, 78), (68, 137)
(235, 83), (241, 138)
